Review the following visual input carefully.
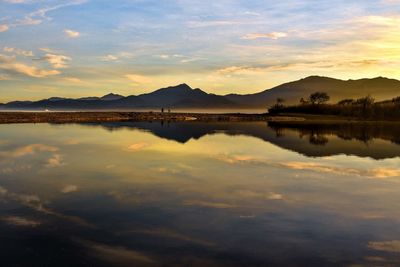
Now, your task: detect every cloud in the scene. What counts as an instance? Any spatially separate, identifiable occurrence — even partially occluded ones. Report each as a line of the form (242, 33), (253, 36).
(5, 0), (87, 31)
(63, 77), (83, 83)
(241, 32), (288, 40)
(61, 185), (78, 194)
(0, 54), (60, 77)
(43, 53), (71, 68)
(100, 54), (119, 62)
(216, 65), (270, 75)
(125, 74), (152, 84)
(3, 46), (34, 57)
(188, 20), (244, 28)
(64, 29), (80, 38)
(0, 24), (9, 32)
(3, 0), (33, 3)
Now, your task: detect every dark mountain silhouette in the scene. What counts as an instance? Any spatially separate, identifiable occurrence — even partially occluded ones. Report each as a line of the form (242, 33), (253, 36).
(2, 76), (400, 110)
(101, 93), (124, 101)
(226, 76), (400, 107)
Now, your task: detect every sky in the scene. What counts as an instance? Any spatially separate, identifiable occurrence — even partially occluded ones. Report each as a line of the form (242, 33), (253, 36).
(0, 0), (400, 101)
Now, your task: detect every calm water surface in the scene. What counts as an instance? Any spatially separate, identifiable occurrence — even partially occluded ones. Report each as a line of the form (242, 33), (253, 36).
(0, 121), (400, 266)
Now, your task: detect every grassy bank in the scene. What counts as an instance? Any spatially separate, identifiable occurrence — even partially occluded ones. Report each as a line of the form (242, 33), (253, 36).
(0, 111), (276, 124)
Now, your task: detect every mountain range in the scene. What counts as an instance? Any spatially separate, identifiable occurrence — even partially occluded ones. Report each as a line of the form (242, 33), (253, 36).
(1, 76), (400, 110)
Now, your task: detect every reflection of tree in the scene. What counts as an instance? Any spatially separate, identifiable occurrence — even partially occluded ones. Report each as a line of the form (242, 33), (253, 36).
(267, 121), (400, 146)
(309, 134), (329, 146)
(274, 127), (284, 138)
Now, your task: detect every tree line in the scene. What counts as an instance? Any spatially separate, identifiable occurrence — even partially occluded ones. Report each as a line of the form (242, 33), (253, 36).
(269, 92), (400, 120)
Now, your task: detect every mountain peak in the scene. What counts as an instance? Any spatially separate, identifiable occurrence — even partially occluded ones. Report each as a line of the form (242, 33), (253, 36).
(101, 93), (124, 101)
(169, 83), (192, 90)
(302, 76), (340, 82)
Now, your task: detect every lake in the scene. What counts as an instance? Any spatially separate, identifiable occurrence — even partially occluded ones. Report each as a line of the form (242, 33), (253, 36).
(0, 121), (400, 266)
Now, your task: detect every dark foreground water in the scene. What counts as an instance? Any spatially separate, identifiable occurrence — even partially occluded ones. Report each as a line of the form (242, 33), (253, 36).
(0, 121), (400, 266)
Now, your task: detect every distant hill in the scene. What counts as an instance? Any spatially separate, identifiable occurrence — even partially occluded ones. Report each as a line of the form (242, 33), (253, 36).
(226, 76), (400, 107)
(2, 76), (400, 110)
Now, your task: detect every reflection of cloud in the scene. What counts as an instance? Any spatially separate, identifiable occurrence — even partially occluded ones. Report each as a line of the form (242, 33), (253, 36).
(7, 144), (59, 158)
(370, 168), (400, 178)
(61, 185), (78, 194)
(124, 228), (214, 246)
(368, 240), (400, 253)
(0, 144), (65, 168)
(282, 162), (400, 179)
(127, 142), (150, 151)
(79, 240), (156, 266)
(214, 153), (400, 179)
(0, 186), (91, 227)
(183, 200), (237, 209)
(46, 153), (65, 168)
(2, 216), (41, 227)
(216, 154), (257, 164)
(234, 190), (283, 200)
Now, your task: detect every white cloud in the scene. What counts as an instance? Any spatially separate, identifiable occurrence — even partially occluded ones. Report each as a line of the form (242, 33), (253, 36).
(3, 46), (34, 57)
(0, 54), (60, 77)
(44, 53), (71, 68)
(64, 29), (80, 38)
(63, 77), (84, 83)
(241, 32), (288, 40)
(188, 20), (244, 28)
(125, 74), (152, 84)
(0, 24), (9, 32)
(3, 0), (32, 3)
(100, 54), (118, 62)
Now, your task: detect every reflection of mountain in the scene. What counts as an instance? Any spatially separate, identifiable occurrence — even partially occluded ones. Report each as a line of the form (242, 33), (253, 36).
(79, 121), (400, 159)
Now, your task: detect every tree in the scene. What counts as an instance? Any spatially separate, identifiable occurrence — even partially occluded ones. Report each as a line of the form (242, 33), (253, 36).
(392, 96), (400, 104)
(274, 98), (285, 109)
(355, 96), (375, 118)
(276, 97), (285, 105)
(309, 92), (330, 105)
(338, 99), (354, 105)
(300, 97), (308, 105)
(355, 96), (374, 106)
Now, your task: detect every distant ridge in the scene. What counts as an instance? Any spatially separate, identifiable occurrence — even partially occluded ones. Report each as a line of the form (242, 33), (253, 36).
(2, 76), (400, 110)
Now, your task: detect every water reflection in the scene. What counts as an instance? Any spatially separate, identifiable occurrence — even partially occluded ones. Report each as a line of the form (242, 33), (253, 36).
(80, 121), (400, 159)
(0, 122), (399, 266)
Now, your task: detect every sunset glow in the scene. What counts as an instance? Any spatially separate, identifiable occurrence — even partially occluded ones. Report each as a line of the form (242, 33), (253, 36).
(0, 0), (400, 101)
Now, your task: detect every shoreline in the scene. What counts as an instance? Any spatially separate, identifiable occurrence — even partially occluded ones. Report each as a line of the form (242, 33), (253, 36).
(0, 111), (398, 124)
(0, 111), (276, 124)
